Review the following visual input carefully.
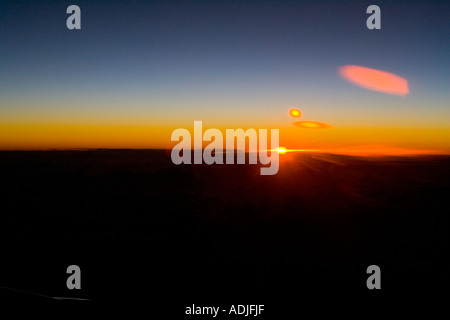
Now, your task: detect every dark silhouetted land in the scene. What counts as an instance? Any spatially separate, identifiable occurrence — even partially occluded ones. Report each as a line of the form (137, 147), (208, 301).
(0, 150), (448, 313)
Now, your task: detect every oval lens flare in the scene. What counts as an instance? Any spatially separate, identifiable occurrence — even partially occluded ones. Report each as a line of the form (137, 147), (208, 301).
(292, 121), (333, 129)
(339, 65), (409, 96)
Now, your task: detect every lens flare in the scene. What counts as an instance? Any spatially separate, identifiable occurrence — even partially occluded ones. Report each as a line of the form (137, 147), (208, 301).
(339, 65), (409, 96)
(292, 121), (333, 129)
(289, 108), (302, 118)
(276, 147), (288, 154)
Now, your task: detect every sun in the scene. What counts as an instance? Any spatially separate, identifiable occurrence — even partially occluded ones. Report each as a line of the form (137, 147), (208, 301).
(276, 147), (288, 154)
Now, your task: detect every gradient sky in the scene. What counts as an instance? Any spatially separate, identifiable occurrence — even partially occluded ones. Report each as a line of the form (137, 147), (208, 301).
(1, 0), (449, 152)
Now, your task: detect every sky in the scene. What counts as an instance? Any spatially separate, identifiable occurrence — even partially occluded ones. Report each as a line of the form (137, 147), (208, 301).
(1, 0), (449, 153)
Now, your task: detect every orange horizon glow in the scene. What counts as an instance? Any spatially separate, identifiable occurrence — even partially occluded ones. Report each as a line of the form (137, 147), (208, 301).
(1, 123), (450, 157)
(339, 65), (409, 96)
(270, 145), (443, 157)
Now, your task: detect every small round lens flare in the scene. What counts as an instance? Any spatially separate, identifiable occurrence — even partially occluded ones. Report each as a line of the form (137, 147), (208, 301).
(292, 121), (333, 129)
(289, 108), (302, 118)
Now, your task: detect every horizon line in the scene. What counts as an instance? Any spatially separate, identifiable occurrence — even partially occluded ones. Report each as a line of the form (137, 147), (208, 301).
(1, 148), (449, 158)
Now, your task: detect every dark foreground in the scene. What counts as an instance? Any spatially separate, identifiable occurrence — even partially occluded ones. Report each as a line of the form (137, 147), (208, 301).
(0, 150), (448, 314)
